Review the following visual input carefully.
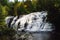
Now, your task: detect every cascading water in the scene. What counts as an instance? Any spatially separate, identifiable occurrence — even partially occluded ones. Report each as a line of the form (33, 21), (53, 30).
(5, 11), (55, 40)
(15, 11), (54, 32)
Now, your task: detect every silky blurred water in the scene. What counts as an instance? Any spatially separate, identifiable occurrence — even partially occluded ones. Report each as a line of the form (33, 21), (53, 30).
(5, 11), (55, 40)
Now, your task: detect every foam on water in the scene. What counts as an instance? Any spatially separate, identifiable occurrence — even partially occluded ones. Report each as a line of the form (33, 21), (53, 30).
(5, 11), (55, 32)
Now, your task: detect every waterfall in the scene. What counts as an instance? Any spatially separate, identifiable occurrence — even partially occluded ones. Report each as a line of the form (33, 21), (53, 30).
(5, 11), (55, 32)
(5, 11), (55, 40)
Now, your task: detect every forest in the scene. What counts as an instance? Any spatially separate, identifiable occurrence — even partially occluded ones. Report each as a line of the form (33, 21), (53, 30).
(0, 0), (60, 40)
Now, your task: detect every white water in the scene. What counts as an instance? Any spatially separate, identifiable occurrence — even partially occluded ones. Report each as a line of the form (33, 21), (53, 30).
(5, 11), (55, 32)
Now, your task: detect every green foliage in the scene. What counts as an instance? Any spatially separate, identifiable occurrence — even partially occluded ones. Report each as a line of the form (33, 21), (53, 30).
(0, 0), (60, 40)
(0, 25), (16, 40)
(0, 0), (60, 16)
(0, 26), (15, 36)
